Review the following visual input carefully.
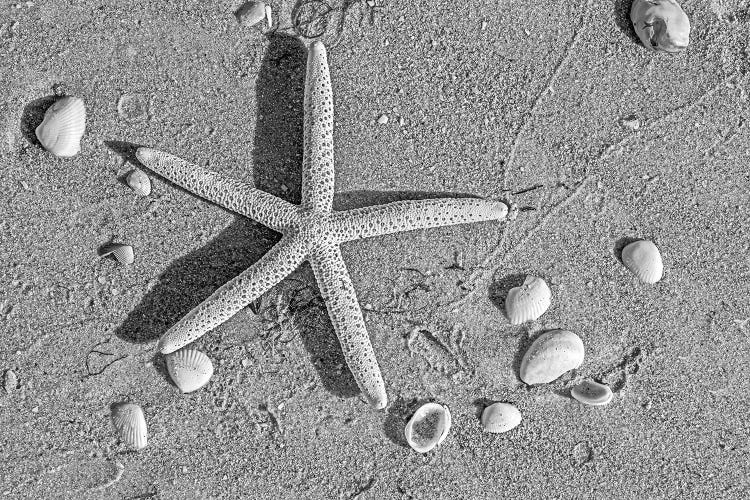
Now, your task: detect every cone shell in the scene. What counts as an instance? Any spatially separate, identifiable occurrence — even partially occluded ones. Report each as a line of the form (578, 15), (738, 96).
(404, 402), (451, 453)
(126, 169), (151, 196)
(35, 96), (86, 157)
(504, 276), (551, 324)
(571, 379), (613, 406)
(520, 329), (584, 385)
(111, 403), (147, 450)
(99, 243), (135, 266)
(166, 348), (214, 393)
(480, 402), (522, 433)
(631, 0), (690, 53)
(621, 240), (663, 283)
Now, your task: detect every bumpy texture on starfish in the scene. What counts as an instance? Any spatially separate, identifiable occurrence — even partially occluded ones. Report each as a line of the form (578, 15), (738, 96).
(135, 41), (507, 409)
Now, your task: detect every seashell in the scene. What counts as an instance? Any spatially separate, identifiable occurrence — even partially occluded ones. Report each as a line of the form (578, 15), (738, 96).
(404, 402), (451, 453)
(480, 402), (522, 433)
(621, 239), (663, 284)
(520, 329), (584, 385)
(126, 169), (151, 196)
(631, 0), (690, 53)
(235, 1), (266, 26)
(3, 369), (18, 393)
(35, 96), (86, 157)
(166, 348), (214, 393)
(264, 4), (273, 29)
(98, 243), (135, 266)
(111, 403), (147, 450)
(504, 276), (551, 324)
(571, 379), (613, 406)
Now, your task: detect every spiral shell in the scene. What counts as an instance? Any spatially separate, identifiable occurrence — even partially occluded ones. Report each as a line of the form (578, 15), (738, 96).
(404, 402), (451, 453)
(480, 402), (522, 433)
(504, 276), (551, 324)
(98, 243), (135, 266)
(166, 348), (214, 393)
(126, 169), (151, 196)
(631, 0), (690, 53)
(35, 96), (86, 158)
(621, 240), (663, 284)
(571, 379), (613, 406)
(520, 329), (585, 385)
(111, 403), (147, 450)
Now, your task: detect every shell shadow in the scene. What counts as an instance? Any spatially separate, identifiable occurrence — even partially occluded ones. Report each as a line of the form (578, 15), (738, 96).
(511, 328), (536, 385)
(20, 95), (57, 148)
(613, 236), (641, 265)
(613, 0), (641, 46)
(471, 397), (495, 421)
(488, 273), (527, 316)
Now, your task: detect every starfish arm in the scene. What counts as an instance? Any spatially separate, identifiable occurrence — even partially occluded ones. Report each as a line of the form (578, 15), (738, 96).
(331, 198), (508, 242)
(136, 147), (301, 231)
(309, 243), (387, 409)
(157, 234), (309, 354)
(301, 41), (335, 213)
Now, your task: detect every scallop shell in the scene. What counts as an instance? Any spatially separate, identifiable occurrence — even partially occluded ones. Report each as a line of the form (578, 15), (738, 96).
(631, 0), (690, 53)
(111, 403), (147, 450)
(480, 402), (522, 434)
(571, 379), (613, 406)
(520, 329), (585, 385)
(235, 1), (266, 26)
(166, 348), (214, 393)
(404, 402), (451, 453)
(504, 276), (552, 324)
(126, 169), (151, 196)
(35, 96), (86, 157)
(621, 240), (663, 284)
(98, 243), (135, 266)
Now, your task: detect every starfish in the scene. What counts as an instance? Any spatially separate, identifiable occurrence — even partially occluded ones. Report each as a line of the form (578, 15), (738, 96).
(135, 41), (508, 410)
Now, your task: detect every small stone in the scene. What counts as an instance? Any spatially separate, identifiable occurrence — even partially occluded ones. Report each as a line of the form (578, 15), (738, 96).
(235, 1), (266, 26)
(481, 20), (488, 30)
(398, 116), (405, 127)
(3, 369), (18, 393)
(620, 115), (640, 130)
(520, 330), (584, 385)
(571, 441), (593, 466)
(241, 358), (251, 368)
(480, 402), (522, 433)
(117, 94), (149, 122)
(377, 114), (389, 125)
(570, 379), (613, 406)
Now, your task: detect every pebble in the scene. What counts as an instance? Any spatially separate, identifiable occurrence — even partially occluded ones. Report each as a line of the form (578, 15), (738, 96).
(480, 402), (522, 433)
(377, 114), (389, 125)
(520, 329), (584, 385)
(117, 94), (149, 121)
(620, 115), (640, 130)
(570, 379), (613, 406)
(235, 1), (266, 26)
(3, 369), (18, 393)
(571, 441), (593, 466)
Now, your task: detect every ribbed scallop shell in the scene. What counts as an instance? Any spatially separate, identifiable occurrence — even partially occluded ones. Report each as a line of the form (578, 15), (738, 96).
(621, 240), (663, 284)
(571, 379), (613, 406)
(166, 348), (214, 393)
(111, 403), (147, 450)
(520, 329), (585, 385)
(98, 243), (135, 266)
(35, 96), (86, 158)
(480, 402), (522, 434)
(504, 276), (551, 324)
(126, 169), (151, 196)
(404, 402), (451, 453)
(631, 0), (690, 53)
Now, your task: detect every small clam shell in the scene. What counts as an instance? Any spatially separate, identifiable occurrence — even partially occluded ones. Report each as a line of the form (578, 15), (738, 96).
(480, 402), (522, 433)
(98, 243), (135, 266)
(111, 403), (147, 450)
(404, 402), (451, 453)
(3, 369), (18, 393)
(631, 0), (690, 53)
(126, 169), (151, 196)
(235, 1), (266, 26)
(571, 380), (613, 406)
(35, 96), (86, 157)
(504, 276), (551, 324)
(621, 240), (663, 284)
(520, 329), (584, 385)
(166, 348), (214, 393)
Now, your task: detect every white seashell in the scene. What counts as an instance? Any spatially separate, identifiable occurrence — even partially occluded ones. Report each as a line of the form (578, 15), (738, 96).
(35, 96), (86, 157)
(264, 4), (273, 29)
(166, 348), (214, 393)
(571, 379), (613, 406)
(480, 402), (522, 433)
(235, 1), (266, 26)
(404, 402), (451, 453)
(98, 243), (135, 266)
(520, 329), (585, 385)
(621, 240), (663, 284)
(504, 276), (552, 324)
(126, 169), (151, 196)
(631, 0), (690, 53)
(3, 369), (18, 393)
(111, 403), (147, 450)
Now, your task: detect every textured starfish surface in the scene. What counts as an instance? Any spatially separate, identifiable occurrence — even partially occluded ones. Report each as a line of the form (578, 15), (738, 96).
(135, 41), (508, 410)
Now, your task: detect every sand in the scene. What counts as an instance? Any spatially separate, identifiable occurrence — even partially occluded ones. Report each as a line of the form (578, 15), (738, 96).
(1, 0), (749, 498)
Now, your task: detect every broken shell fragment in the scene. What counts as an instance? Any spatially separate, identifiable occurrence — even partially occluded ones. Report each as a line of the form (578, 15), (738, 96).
(571, 379), (613, 406)
(35, 96), (86, 158)
(404, 402), (451, 453)
(520, 329), (584, 385)
(264, 4), (273, 29)
(98, 243), (135, 266)
(504, 276), (551, 324)
(621, 239), (663, 284)
(126, 169), (151, 196)
(111, 403), (147, 450)
(631, 0), (690, 53)
(480, 402), (522, 433)
(235, 1), (266, 26)
(166, 348), (214, 393)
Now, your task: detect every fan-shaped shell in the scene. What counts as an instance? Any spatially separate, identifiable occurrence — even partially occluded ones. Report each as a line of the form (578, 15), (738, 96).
(126, 169), (151, 196)
(404, 402), (451, 453)
(111, 403), (147, 450)
(35, 96), (86, 157)
(98, 243), (135, 266)
(480, 402), (522, 433)
(520, 329), (584, 385)
(571, 379), (613, 406)
(631, 0), (690, 53)
(166, 348), (214, 393)
(621, 240), (663, 284)
(504, 276), (551, 324)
